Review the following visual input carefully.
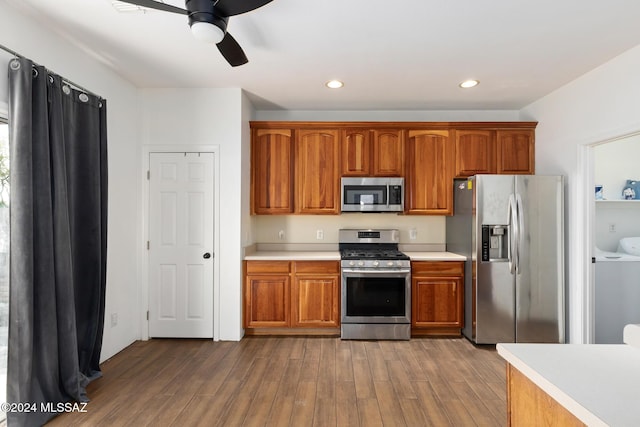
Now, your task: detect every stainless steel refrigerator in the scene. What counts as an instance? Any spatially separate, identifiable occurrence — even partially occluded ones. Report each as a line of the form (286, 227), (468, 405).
(446, 175), (565, 344)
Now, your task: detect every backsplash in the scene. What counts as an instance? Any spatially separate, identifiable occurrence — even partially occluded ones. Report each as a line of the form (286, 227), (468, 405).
(253, 214), (445, 244)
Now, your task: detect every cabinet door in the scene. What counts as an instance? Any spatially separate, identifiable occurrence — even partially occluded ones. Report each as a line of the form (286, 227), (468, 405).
(405, 130), (453, 215)
(251, 129), (294, 214)
(455, 130), (496, 177)
(341, 129), (371, 176)
(372, 129), (404, 176)
(497, 129), (535, 174)
(245, 269), (290, 328)
(291, 273), (340, 327)
(412, 276), (463, 328)
(295, 130), (340, 214)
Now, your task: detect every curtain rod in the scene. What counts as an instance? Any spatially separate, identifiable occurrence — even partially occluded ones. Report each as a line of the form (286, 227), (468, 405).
(0, 43), (103, 100)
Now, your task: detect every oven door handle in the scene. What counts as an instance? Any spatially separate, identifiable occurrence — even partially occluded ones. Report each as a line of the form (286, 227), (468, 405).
(342, 269), (411, 275)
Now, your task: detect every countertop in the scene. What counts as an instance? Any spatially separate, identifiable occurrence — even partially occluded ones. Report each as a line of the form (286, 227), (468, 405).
(244, 251), (466, 261)
(497, 343), (640, 427)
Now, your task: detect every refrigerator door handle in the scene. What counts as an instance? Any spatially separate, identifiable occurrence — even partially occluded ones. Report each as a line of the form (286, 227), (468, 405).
(508, 194), (518, 274)
(515, 193), (524, 274)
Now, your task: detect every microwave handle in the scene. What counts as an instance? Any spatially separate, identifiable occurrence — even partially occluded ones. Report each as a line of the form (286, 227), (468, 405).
(387, 184), (390, 207)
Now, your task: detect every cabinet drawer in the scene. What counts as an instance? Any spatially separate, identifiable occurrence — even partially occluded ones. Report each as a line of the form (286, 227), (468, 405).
(246, 261), (291, 274)
(294, 261), (340, 274)
(412, 261), (464, 276)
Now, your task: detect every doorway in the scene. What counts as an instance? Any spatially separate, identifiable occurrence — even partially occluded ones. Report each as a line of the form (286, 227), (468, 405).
(143, 146), (220, 340)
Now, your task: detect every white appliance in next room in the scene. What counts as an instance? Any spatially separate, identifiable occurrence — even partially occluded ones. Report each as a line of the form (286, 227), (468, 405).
(594, 238), (640, 344)
(446, 175), (565, 344)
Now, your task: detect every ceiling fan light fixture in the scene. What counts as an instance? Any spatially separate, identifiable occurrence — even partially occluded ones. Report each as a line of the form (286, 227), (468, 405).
(459, 79), (480, 89)
(326, 80), (344, 89)
(190, 21), (225, 44)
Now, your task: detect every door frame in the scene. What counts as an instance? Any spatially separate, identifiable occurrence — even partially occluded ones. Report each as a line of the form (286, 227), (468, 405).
(141, 145), (221, 341)
(578, 128), (640, 343)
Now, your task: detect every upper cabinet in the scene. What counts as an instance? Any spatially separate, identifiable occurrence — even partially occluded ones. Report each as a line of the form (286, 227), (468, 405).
(295, 129), (341, 214)
(250, 122), (537, 216)
(455, 130), (496, 177)
(455, 127), (535, 177)
(251, 128), (294, 214)
(496, 129), (535, 174)
(405, 130), (454, 215)
(341, 129), (371, 176)
(372, 129), (404, 176)
(341, 128), (404, 176)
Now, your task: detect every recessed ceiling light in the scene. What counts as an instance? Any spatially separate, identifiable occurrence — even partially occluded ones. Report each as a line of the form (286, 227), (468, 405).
(326, 80), (344, 89)
(459, 79), (479, 89)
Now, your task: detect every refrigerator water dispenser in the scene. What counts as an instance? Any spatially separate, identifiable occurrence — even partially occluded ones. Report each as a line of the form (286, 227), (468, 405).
(482, 225), (509, 261)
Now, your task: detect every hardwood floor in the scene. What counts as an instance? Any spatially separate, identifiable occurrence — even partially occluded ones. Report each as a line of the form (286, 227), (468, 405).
(46, 337), (507, 426)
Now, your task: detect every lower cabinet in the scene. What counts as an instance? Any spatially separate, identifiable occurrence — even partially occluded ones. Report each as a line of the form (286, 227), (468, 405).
(244, 261), (291, 328)
(411, 261), (464, 336)
(244, 260), (340, 332)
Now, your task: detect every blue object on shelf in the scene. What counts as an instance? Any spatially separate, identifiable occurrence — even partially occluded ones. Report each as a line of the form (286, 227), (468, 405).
(622, 179), (639, 200)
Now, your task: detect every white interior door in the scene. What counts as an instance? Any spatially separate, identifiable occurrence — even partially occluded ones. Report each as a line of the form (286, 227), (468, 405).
(148, 152), (214, 338)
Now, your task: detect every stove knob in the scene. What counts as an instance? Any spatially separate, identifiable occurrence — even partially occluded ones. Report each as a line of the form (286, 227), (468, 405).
(373, 261), (379, 267)
(358, 261), (365, 267)
(349, 261), (355, 266)
(387, 261), (394, 267)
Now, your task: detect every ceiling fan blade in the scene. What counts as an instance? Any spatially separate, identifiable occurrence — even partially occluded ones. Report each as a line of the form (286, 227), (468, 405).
(215, 0), (273, 17)
(116, 0), (188, 15)
(216, 32), (248, 66)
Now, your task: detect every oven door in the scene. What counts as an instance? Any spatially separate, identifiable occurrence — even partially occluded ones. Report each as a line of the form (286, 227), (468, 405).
(341, 268), (411, 324)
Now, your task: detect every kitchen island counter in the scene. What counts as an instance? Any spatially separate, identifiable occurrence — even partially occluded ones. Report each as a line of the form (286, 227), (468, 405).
(497, 343), (640, 426)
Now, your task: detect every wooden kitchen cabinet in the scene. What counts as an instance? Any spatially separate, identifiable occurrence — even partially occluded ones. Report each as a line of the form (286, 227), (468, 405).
(496, 129), (535, 174)
(244, 260), (340, 333)
(250, 121), (537, 216)
(341, 128), (371, 176)
(244, 261), (291, 327)
(251, 128), (294, 214)
(341, 128), (404, 176)
(295, 129), (341, 214)
(411, 261), (464, 335)
(455, 128), (535, 177)
(372, 129), (404, 176)
(405, 130), (454, 215)
(291, 261), (340, 327)
(455, 129), (496, 177)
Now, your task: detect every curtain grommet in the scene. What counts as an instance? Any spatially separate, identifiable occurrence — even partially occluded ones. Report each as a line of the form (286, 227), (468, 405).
(79, 93), (89, 103)
(62, 86), (71, 95)
(9, 59), (20, 71)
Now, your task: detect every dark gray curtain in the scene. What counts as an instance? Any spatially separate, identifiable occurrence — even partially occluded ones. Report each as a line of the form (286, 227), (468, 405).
(7, 57), (108, 427)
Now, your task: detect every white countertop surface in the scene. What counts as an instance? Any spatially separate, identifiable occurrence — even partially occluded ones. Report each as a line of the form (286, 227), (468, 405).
(497, 343), (640, 427)
(405, 251), (467, 261)
(244, 251), (466, 261)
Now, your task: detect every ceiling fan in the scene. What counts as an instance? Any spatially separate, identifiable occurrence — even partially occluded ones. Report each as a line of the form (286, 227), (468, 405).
(118, 0), (273, 66)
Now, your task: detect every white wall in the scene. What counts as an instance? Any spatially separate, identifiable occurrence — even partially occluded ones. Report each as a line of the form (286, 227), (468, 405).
(520, 44), (640, 343)
(139, 88), (245, 340)
(254, 215), (444, 245)
(255, 110), (520, 122)
(0, 4), (140, 361)
(594, 135), (640, 200)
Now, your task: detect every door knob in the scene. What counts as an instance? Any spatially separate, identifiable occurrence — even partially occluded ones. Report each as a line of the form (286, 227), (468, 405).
(203, 252), (212, 259)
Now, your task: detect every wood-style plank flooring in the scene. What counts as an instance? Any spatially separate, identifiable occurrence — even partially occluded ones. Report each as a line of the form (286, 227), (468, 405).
(46, 337), (507, 426)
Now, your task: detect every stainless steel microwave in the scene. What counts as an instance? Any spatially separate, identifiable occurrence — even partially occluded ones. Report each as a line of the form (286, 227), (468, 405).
(341, 177), (404, 212)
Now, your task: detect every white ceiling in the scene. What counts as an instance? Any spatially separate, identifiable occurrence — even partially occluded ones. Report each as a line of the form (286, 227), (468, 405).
(5, 0), (640, 111)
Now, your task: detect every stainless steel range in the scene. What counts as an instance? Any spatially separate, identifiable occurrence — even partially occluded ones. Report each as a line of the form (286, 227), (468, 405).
(339, 229), (411, 340)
